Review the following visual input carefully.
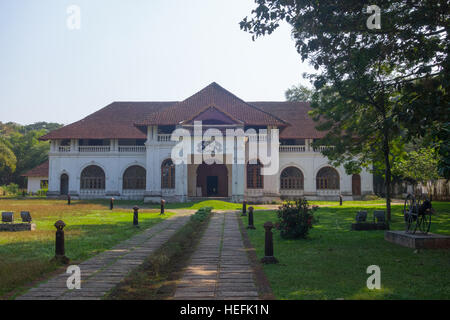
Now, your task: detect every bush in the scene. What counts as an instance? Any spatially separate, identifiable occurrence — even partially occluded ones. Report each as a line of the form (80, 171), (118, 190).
(4, 183), (19, 195)
(37, 189), (48, 196)
(363, 194), (380, 201)
(190, 207), (212, 222)
(277, 198), (316, 239)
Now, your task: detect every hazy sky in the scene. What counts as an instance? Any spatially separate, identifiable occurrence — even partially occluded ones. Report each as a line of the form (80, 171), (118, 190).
(0, 0), (313, 125)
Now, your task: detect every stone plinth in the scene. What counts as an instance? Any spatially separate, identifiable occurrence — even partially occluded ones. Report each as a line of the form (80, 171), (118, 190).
(351, 222), (389, 231)
(385, 231), (450, 249)
(0, 223), (36, 232)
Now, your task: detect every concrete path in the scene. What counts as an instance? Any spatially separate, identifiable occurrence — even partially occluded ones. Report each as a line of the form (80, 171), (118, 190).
(17, 213), (191, 300)
(174, 212), (259, 300)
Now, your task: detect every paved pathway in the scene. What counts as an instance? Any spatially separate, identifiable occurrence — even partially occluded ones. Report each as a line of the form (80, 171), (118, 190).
(17, 213), (191, 300)
(174, 212), (259, 300)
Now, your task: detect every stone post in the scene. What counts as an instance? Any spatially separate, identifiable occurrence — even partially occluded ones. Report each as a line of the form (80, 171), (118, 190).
(247, 206), (255, 229)
(261, 221), (278, 264)
(160, 199), (166, 215)
(110, 197), (114, 210)
(54, 220), (69, 264)
(133, 206), (139, 227)
(242, 200), (247, 216)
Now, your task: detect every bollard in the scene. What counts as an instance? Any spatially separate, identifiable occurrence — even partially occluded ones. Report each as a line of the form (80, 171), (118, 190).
(247, 206), (255, 229)
(261, 221), (278, 264)
(110, 197), (114, 210)
(133, 206), (139, 227)
(242, 200), (247, 216)
(53, 220), (69, 264)
(67, 195), (71, 206)
(160, 199), (166, 215)
(339, 195), (343, 206)
(22, 190), (26, 197)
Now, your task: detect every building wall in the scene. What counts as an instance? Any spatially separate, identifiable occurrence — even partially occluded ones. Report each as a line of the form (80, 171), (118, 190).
(27, 177), (47, 194)
(47, 135), (374, 202)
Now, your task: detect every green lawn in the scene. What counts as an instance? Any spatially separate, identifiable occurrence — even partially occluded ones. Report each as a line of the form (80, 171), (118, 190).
(0, 199), (174, 298)
(242, 202), (450, 300)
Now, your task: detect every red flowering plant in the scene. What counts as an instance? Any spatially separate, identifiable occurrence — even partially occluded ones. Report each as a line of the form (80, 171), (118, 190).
(277, 198), (316, 239)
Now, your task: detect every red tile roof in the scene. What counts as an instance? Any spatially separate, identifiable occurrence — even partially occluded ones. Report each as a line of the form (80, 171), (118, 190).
(40, 83), (325, 140)
(22, 160), (49, 177)
(250, 102), (327, 139)
(135, 83), (287, 127)
(40, 102), (176, 140)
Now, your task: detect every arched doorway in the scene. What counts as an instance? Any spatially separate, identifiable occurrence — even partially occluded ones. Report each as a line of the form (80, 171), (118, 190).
(196, 163), (228, 197)
(280, 167), (304, 190)
(316, 167), (340, 190)
(60, 174), (69, 195)
(123, 165), (146, 190)
(80, 165), (105, 190)
(352, 174), (361, 196)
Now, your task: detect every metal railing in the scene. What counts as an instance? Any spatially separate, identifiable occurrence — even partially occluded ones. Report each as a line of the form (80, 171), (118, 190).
(118, 146), (146, 153)
(78, 146), (111, 153)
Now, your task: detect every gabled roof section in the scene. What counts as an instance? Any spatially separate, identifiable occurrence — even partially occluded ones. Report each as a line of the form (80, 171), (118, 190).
(250, 101), (327, 139)
(182, 106), (243, 125)
(40, 102), (176, 140)
(135, 82), (287, 127)
(22, 160), (49, 177)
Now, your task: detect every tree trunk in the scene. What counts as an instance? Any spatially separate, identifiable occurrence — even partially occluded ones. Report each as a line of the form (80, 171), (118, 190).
(383, 127), (392, 221)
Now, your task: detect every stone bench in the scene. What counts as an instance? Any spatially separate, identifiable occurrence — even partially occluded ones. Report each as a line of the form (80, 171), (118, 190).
(351, 210), (389, 231)
(0, 211), (36, 232)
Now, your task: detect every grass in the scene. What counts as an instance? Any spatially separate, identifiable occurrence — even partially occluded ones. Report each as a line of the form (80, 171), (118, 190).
(242, 201), (450, 300)
(0, 199), (175, 299)
(107, 208), (212, 300)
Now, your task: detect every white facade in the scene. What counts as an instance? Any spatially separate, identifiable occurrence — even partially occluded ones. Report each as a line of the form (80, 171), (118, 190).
(47, 131), (373, 203)
(27, 177), (47, 194)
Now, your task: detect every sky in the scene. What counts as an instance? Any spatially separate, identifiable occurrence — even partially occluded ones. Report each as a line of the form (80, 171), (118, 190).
(0, 0), (314, 125)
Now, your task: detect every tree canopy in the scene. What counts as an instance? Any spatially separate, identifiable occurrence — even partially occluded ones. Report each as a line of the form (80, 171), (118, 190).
(0, 122), (63, 187)
(241, 0), (449, 219)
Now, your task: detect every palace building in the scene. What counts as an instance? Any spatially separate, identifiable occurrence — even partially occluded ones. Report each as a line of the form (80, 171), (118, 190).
(40, 82), (373, 203)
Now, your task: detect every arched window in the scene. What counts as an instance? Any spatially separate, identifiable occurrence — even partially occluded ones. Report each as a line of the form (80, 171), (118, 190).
(316, 167), (340, 190)
(280, 167), (304, 190)
(161, 159), (175, 189)
(123, 166), (146, 190)
(80, 165), (105, 190)
(247, 160), (264, 189)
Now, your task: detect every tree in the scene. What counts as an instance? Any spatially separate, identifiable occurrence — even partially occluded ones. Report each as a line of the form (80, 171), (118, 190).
(285, 84), (313, 102)
(241, 0), (449, 220)
(0, 139), (17, 185)
(392, 147), (440, 192)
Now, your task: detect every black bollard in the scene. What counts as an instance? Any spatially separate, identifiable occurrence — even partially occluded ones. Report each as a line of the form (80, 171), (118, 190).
(67, 195), (71, 206)
(261, 221), (278, 264)
(160, 199), (166, 215)
(247, 206), (255, 229)
(133, 206), (139, 227)
(110, 197), (114, 210)
(242, 200), (247, 216)
(54, 220), (69, 264)
(339, 195), (343, 206)
(22, 190), (26, 197)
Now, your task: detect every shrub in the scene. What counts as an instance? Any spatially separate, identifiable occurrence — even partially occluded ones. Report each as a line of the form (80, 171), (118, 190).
(190, 207), (212, 222)
(4, 183), (19, 195)
(277, 198), (316, 239)
(37, 189), (48, 196)
(363, 194), (380, 201)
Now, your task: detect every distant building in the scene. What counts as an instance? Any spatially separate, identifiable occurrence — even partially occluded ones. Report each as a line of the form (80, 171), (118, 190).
(22, 160), (49, 194)
(40, 82), (373, 202)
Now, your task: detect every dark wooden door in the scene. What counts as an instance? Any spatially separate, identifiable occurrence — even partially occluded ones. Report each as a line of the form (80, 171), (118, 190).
(352, 174), (361, 196)
(207, 176), (219, 196)
(60, 174), (69, 195)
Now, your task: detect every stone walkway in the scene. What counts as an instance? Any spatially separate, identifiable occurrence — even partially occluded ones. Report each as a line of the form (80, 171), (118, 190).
(174, 212), (259, 300)
(17, 213), (191, 300)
